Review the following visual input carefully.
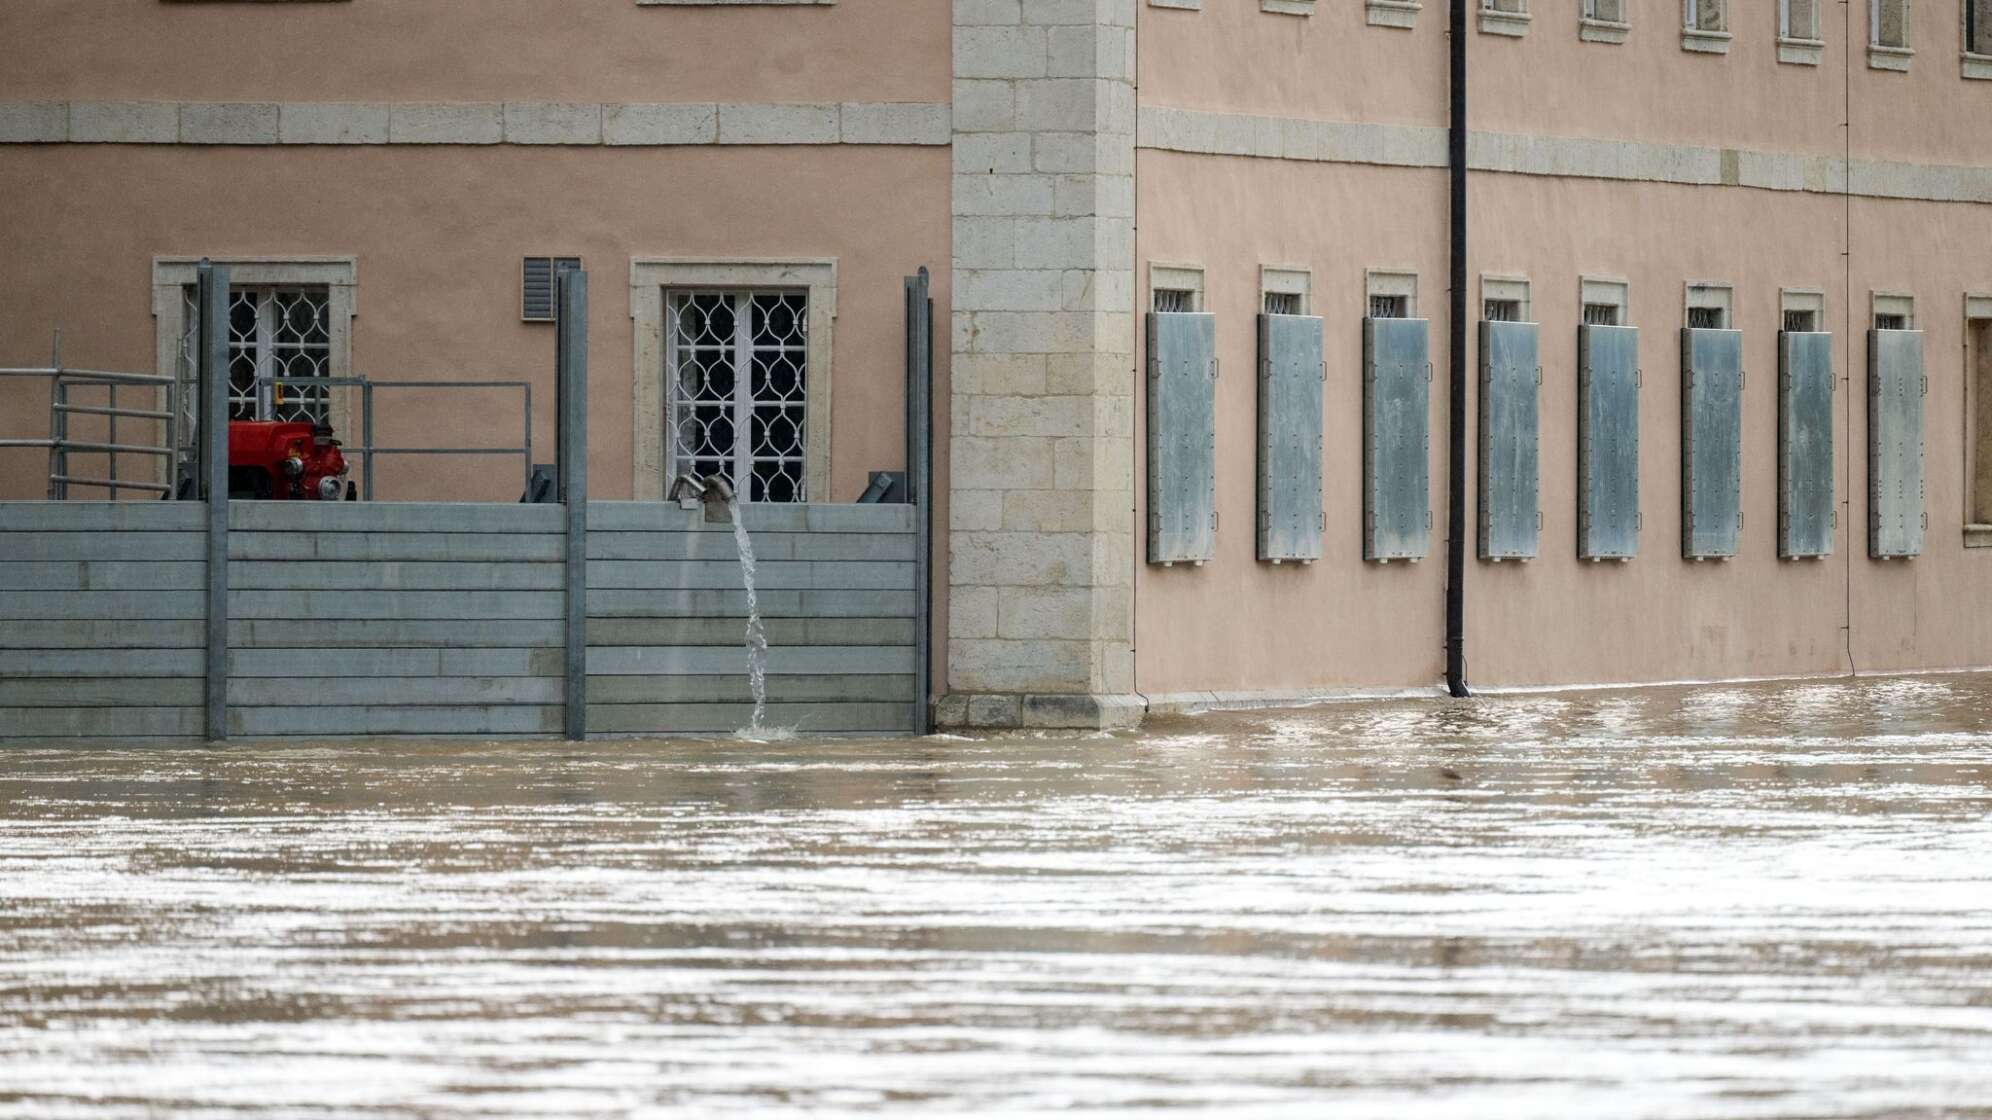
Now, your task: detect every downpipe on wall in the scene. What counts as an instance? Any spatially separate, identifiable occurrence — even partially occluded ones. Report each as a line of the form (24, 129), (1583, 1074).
(1445, 0), (1470, 698)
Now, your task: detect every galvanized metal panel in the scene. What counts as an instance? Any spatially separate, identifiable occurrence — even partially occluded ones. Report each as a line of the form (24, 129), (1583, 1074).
(1364, 318), (1431, 560)
(1578, 325), (1640, 560)
(0, 532), (206, 562)
(1869, 329), (1926, 558)
(227, 502), (564, 534)
(586, 588), (916, 619)
(227, 705), (565, 738)
(0, 706), (205, 740)
(232, 532), (565, 563)
(0, 620), (206, 650)
(0, 649), (205, 677)
(587, 702), (916, 736)
(229, 618), (563, 648)
(1681, 328), (1744, 559)
(227, 589), (566, 620)
(0, 561), (206, 591)
(586, 560), (915, 591)
(1257, 314), (1325, 562)
(588, 644), (916, 676)
(0, 502), (205, 533)
(0, 678), (204, 708)
(0, 590), (206, 620)
(1479, 321), (1541, 560)
(587, 531), (915, 563)
(589, 674), (917, 704)
(228, 561), (564, 591)
(229, 677), (564, 707)
(1147, 311), (1218, 565)
(1779, 332), (1835, 559)
(588, 616), (914, 647)
(228, 647), (560, 678)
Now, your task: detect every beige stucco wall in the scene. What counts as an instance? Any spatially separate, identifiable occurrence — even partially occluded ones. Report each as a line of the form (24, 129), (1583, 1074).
(1131, 1), (1992, 695)
(0, 0), (948, 106)
(0, 143), (950, 504)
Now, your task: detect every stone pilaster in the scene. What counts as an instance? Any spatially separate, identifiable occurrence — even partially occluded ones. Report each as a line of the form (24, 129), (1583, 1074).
(942, 0), (1140, 729)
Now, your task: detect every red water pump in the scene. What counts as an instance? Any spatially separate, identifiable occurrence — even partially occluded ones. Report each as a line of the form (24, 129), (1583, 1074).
(227, 420), (355, 501)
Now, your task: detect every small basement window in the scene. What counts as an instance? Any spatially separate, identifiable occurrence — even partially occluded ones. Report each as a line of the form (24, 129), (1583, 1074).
(1967, 297), (1992, 535)
(1150, 263), (1205, 313)
(1264, 291), (1303, 316)
(1481, 275), (1531, 323)
(1585, 0), (1625, 20)
(1581, 277), (1630, 326)
(1781, 0), (1820, 38)
(1261, 266), (1311, 317)
(1685, 0), (1727, 30)
(1366, 270), (1419, 319)
(1971, 0), (1992, 55)
(1871, 0), (1909, 47)
(1781, 289), (1825, 333)
(1872, 292), (1915, 331)
(1686, 283), (1733, 330)
(523, 257), (582, 322)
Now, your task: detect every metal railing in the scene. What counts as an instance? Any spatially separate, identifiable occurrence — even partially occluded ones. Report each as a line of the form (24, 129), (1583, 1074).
(0, 355), (180, 499)
(268, 376), (533, 501)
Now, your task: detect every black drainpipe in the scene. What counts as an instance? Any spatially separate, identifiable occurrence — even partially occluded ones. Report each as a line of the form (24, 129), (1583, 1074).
(1445, 0), (1470, 698)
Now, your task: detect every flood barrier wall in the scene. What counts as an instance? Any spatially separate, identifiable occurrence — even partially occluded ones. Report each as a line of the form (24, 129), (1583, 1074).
(0, 500), (921, 741)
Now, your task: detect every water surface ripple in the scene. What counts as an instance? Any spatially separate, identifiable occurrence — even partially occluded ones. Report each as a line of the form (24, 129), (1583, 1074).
(3, 674), (1991, 1117)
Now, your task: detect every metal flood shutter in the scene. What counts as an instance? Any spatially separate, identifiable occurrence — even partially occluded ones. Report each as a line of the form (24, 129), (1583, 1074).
(1258, 313), (1325, 563)
(1363, 317), (1431, 561)
(1682, 327), (1744, 559)
(1779, 331), (1835, 559)
(1479, 320), (1541, 560)
(1147, 311), (1218, 565)
(1868, 329), (1926, 558)
(1578, 324), (1640, 560)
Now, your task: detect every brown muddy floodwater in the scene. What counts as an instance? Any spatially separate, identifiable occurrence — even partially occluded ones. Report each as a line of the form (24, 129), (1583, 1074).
(2, 674), (1991, 1118)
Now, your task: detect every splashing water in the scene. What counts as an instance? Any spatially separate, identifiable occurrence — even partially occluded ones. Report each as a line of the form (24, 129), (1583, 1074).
(724, 497), (776, 738)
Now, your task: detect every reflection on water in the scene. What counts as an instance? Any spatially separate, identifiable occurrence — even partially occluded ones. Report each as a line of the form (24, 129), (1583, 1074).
(3, 674), (1991, 1118)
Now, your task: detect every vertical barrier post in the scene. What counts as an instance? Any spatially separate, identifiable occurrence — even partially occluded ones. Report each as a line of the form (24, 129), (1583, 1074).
(557, 268), (589, 741)
(198, 261), (231, 741)
(905, 268), (934, 733)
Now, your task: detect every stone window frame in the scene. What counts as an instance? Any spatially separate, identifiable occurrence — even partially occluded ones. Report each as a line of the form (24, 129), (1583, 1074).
(1580, 276), (1631, 326)
(1261, 266), (1312, 317)
(1968, 1), (1992, 78)
(1262, 0), (1316, 15)
(1369, 0), (1421, 28)
(1683, 0), (1733, 53)
(1870, 0), (1915, 69)
(150, 256), (359, 482)
(1780, 287), (1828, 333)
(1685, 281), (1735, 330)
(1479, 0), (1532, 38)
(1367, 269), (1420, 319)
(1149, 263), (1206, 314)
(1871, 290), (1917, 331)
(1964, 293), (1992, 545)
(1147, 0), (1203, 9)
(636, 0), (833, 6)
(629, 258), (836, 502)
(1778, 0), (1827, 64)
(1480, 274), (1533, 323)
(1581, 0), (1630, 44)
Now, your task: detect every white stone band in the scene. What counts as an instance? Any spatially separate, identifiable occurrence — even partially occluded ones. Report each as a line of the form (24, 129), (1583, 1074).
(0, 100), (950, 148)
(1137, 105), (1992, 205)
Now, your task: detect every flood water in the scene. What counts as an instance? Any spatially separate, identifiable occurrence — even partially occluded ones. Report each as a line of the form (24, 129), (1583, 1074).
(3, 674), (1991, 1118)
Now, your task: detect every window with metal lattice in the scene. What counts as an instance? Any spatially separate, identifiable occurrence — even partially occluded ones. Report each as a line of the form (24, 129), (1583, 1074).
(522, 257), (582, 322)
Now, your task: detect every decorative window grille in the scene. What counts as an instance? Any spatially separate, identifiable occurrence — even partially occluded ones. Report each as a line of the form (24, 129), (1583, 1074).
(665, 290), (808, 504)
(1784, 309), (1820, 332)
(1484, 298), (1523, 322)
(1781, 0), (1820, 38)
(1585, 0), (1625, 21)
(1264, 291), (1303, 316)
(1154, 288), (1196, 314)
(1871, 0), (1908, 46)
(1583, 302), (1622, 326)
(1688, 306), (1727, 330)
(1369, 294), (1409, 319)
(1483, 0), (1526, 12)
(522, 257), (581, 322)
(180, 285), (332, 423)
(1972, 0), (1991, 54)
(1684, 0), (1727, 30)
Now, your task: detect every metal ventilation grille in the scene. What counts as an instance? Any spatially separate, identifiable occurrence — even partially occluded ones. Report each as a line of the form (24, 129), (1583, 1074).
(1483, 299), (1523, 323)
(1263, 291), (1303, 316)
(1583, 302), (1622, 326)
(1688, 306), (1726, 330)
(1153, 288), (1195, 314)
(1369, 294), (1408, 319)
(523, 257), (581, 322)
(1784, 309), (1819, 333)
(1874, 313), (1909, 332)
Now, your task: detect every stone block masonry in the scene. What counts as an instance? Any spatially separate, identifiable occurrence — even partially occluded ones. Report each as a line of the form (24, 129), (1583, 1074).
(943, 0), (1142, 730)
